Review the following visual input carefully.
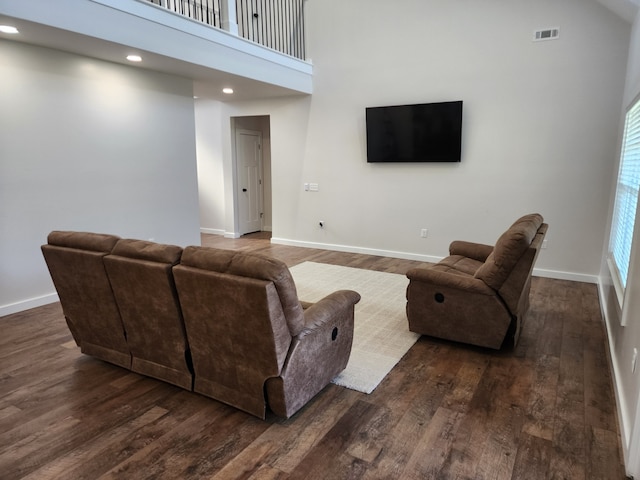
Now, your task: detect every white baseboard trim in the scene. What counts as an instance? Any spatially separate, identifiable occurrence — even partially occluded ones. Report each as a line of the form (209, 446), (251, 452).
(1, 292), (59, 318)
(202, 228), (272, 239)
(200, 227), (225, 235)
(532, 267), (599, 284)
(271, 237), (599, 283)
(271, 237), (443, 264)
(597, 280), (634, 475)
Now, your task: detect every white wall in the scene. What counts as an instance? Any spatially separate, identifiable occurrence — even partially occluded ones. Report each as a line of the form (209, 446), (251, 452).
(599, 10), (640, 477)
(195, 99), (226, 235)
(204, 0), (630, 281)
(0, 40), (201, 316)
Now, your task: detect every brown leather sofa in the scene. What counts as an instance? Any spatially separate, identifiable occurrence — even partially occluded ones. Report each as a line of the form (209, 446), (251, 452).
(406, 214), (548, 349)
(42, 231), (360, 419)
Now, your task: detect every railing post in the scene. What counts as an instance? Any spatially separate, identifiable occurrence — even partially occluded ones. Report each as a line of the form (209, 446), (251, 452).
(221, 0), (238, 35)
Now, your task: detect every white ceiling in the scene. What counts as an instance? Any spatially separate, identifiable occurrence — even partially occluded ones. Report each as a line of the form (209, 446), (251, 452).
(597, 0), (640, 22)
(0, 0), (312, 101)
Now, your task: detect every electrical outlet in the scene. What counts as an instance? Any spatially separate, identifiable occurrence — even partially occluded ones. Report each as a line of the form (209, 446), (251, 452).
(420, 229), (428, 238)
(633, 348), (638, 374)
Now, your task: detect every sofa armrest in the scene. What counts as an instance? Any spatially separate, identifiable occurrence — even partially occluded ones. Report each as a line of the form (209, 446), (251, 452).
(406, 267), (494, 295)
(301, 290), (361, 333)
(265, 289), (359, 418)
(449, 241), (494, 262)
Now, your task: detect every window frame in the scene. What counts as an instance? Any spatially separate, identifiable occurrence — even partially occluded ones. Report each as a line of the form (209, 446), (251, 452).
(608, 95), (640, 321)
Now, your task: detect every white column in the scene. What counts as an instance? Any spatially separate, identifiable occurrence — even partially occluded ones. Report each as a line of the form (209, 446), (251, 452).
(221, 0), (238, 35)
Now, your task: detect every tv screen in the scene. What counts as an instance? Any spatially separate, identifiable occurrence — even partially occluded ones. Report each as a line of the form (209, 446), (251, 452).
(366, 101), (463, 163)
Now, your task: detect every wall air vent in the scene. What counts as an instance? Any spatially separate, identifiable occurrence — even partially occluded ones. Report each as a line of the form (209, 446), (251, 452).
(533, 27), (560, 42)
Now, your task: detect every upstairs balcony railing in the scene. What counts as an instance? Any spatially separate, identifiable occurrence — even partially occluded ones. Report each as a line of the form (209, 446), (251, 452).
(145, 0), (306, 60)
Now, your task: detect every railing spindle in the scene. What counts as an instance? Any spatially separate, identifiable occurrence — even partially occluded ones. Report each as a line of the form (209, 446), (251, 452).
(144, 0), (304, 60)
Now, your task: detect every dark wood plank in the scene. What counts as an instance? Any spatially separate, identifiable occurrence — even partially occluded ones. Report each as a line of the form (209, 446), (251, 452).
(287, 399), (379, 480)
(510, 432), (552, 479)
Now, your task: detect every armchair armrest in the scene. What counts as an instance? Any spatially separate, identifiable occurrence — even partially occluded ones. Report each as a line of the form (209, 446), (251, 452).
(406, 267), (510, 349)
(406, 267), (494, 295)
(449, 240), (494, 262)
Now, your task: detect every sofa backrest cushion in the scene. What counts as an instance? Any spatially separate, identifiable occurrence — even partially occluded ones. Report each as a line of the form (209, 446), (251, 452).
(179, 246), (305, 336)
(104, 239), (192, 389)
(474, 214), (544, 291)
(174, 246), (298, 417)
(111, 238), (183, 265)
(41, 231), (131, 368)
(47, 230), (120, 252)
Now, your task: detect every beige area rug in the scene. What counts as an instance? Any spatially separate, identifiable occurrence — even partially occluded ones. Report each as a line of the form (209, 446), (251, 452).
(289, 262), (420, 394)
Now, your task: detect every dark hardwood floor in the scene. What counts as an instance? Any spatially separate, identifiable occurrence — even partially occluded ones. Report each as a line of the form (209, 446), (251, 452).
(0, 232), (627, 479)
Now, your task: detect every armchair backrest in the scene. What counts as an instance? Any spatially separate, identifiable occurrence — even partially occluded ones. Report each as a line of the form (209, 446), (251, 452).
(103, 239), (193, 390)
(497, 222), (547, 316)
(474, 214), (548, 314)
(41, 231), (131, 369)
(172, 246), (301, 418)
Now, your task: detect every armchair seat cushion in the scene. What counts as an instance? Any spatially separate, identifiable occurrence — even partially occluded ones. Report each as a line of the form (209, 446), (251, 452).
(431, 255), (484, 277)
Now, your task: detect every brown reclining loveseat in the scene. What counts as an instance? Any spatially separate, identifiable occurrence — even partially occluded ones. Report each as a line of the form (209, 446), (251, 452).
(42, 231), (360, 419)
(405, 214), (548, 349)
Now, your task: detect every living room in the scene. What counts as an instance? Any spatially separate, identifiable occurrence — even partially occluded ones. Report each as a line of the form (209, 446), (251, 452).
(2, 0), (640, 476)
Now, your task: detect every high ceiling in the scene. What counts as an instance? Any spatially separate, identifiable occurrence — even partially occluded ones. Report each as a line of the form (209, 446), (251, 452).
(0, 0), (312, 101)
(0, 0), (636, 101)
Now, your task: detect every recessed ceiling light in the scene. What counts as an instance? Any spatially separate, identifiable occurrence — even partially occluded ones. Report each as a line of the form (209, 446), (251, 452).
(126, 54), (142, 62)
(222, 87), (234, 94)
(0, 25), (19, 34)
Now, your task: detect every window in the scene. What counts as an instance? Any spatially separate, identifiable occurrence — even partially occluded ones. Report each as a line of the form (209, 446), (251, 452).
(609, 97), (640, 305)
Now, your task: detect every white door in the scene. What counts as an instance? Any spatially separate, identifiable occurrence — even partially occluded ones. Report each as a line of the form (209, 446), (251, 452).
(236, 129), (263, 235)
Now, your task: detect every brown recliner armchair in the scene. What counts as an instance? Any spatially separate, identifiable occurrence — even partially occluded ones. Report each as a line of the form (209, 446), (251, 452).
(41, 231), (131, 368)
(173, 246), (361, 419)
(103, 239), (194, 390)
(406, 214), (548, 349)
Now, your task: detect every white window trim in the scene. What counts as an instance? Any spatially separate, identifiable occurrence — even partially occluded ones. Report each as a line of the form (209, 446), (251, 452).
(608, 95), (640, 325)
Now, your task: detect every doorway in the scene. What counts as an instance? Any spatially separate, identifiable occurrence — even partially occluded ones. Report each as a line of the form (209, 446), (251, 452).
(232, 116), (272, 236)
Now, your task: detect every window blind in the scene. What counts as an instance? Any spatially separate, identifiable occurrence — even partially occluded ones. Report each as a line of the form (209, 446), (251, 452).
(610, 98), (640, 293)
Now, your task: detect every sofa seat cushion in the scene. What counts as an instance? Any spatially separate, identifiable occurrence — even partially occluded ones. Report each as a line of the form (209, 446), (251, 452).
(431, 255), (483, 277)
(474, 214), (543, 290)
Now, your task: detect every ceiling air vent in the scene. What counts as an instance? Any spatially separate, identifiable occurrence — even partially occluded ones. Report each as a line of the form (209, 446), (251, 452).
(533, 27), (560, 42)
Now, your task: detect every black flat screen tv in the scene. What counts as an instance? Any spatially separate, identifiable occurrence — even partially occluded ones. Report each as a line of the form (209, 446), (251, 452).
(366, 100), (463, 163)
